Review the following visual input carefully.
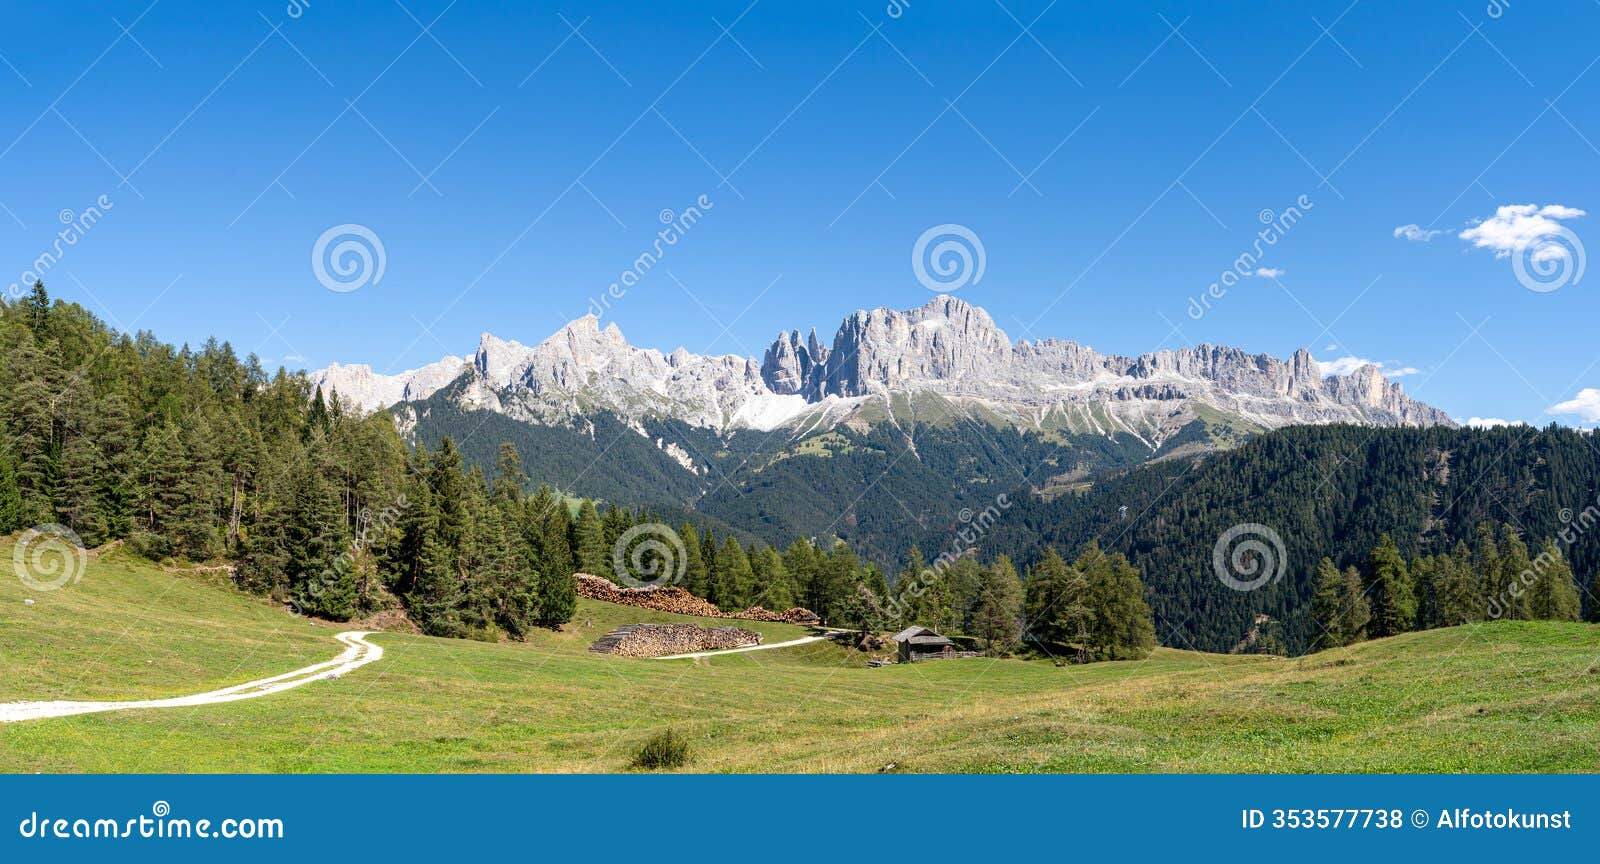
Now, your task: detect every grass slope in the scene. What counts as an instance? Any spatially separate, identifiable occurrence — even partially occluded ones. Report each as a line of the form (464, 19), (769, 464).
(2, 539), (1597, 773)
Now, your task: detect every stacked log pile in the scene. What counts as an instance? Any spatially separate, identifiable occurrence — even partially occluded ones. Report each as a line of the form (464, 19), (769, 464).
(574, 573), (820, 626)
(588, 623), (762, 658)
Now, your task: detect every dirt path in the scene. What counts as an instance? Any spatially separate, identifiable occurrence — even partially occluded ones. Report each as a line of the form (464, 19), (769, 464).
(651, 634), (830, 660)
(0, 631), (384, 723)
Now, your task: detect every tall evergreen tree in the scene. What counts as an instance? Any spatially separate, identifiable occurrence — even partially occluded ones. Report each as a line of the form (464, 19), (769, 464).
(679, 523), (709, 598)
(1079, 543), (1155, 660)
(0, 447), (23, 533)
(1309, 558), (1348, 651)
(1024, 547), (1090, 658)
(1365, 534), (1414, 639)
(1434, 541), (1480, 627)
(1525, 540), (1582, 621)
(712, 536), (755, 610)
(750, 545), (792, 609)
(1339, 565), (1372, 644)
(1495, 527), (1533, 621)
(970, 555), (1023, 654)
(573, 499), (609, 578)
(285, 463), (354, 620)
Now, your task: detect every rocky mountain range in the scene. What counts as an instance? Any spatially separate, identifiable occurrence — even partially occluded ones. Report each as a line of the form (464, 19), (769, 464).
(311, 295), (1453, 451)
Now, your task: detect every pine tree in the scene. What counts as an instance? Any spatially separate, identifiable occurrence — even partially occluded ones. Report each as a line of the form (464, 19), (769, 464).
(970, 555), (1023, 654)
(1024, 547), (1090, 658)
(1365, 534), (1413, 638)
(894, 545), (928, 618)
(1410, 555), (1439, 630)
(1080, 544), (1155, 660)
(1475, 522), (1505, 617)
(410, 532), (464, 637)
(573, 500), (609, 578)
(285, 464), (354, 620)
(493, 442), (525, 504)
(750, 546), (792, 609)
(1309, 558), (1347, 650)
(540, 500), (573, 580)
(700, 528), (718, 598)
(712, 536), (754, 610)
(1339, 565), (1372, 644)
(1495, 527), (1533, 621)
(679, 524), (710, 598)
(1525, 540), (1582, 621)
(1434, 541), (1481, 627)
(0, 446), (23, 533)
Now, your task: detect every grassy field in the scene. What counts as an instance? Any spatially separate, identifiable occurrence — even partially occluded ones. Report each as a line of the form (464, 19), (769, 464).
(2, 538), (1598, 773)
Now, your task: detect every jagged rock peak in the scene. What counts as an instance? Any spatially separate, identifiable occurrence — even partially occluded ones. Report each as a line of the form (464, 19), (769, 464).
(313, 296), (1456, 435)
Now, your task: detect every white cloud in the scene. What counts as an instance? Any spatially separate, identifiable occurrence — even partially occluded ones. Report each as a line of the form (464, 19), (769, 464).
(1548, 388), (1600, 423)
(1459, 203), (1586, 261)
(1315, 355), (1420, 378)
(1251, 267), (1285, 278)
(1465, 417), (1521, 428)
(1323, 343), (1338, 352)
(1393, 223), (1445, 242)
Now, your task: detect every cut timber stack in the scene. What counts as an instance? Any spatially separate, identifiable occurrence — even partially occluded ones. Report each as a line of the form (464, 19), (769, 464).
(573, 573), (820, 625)
(587, 623), (761, 658)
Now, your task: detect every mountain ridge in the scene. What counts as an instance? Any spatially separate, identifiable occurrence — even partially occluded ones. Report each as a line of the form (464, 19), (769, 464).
(311, 296), (1453, 447)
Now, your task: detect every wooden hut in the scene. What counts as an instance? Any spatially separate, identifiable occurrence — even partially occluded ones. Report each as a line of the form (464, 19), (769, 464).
(892, 626), (963, 662)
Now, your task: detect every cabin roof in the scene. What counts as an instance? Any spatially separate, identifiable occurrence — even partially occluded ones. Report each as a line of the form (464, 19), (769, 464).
(894, 626), (954, 646)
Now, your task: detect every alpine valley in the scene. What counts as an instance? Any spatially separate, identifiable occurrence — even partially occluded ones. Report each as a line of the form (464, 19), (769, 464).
(311, 296), (1453, 568)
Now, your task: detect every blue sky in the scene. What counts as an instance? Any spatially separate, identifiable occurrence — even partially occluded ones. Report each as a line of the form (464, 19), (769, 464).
(2, 0), (1598, 425)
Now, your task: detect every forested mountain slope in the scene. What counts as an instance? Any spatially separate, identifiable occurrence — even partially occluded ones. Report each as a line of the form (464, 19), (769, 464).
(981, 424), (1600, 652)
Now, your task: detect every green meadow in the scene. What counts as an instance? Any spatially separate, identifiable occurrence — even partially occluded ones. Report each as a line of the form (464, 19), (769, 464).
(2, 540), (1597, 773)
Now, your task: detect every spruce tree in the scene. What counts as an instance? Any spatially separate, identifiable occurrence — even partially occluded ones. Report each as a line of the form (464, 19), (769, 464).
(493, 442), (525, 503)
(1081, 545), (1155, 660)
(1364, 535), (1413, 638)
(1475, 522), (1504, 617)
(970, 556), (1023, 654)
(679, 524), (709, 598)
(1309, 558), (1347, 650)
(1496, 527), (1533, 620)
(1525, 540), (1582, 621)
(573, 500), (609, 578)
(1434, 541), (1481, 627)
(712, 536), (755, 610)
(1339, 565), (1372, 644)
(0, 445), (25, 534)
(285, 464), (354, 620)
(750, 546), (792, 609)
(1024, 547), (1090, 657)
